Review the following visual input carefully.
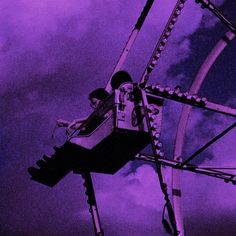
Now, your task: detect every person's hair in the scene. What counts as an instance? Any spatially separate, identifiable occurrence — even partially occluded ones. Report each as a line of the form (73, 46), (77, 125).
(89, 88), (109, 101)
(110, 71), (133, 90)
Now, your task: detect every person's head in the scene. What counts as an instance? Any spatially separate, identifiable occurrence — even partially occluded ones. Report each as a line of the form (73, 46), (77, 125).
(89, 88), (109, 109)
(110, 70), (133, 90)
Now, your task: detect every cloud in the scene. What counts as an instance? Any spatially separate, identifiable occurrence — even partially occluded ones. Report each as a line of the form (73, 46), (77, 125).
(177, 98), (236, 234)
(0, 0), (225, 94)
(1, 0), (235, 235)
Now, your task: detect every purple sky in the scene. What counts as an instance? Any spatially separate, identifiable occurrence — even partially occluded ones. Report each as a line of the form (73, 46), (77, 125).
(1, 0), (236, 235)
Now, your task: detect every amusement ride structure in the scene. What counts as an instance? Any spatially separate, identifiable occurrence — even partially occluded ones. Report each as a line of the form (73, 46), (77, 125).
(28, 0), (236, 235)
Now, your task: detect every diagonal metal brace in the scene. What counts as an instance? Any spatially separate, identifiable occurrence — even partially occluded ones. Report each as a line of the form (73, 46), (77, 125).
(180, 121), (236, 167)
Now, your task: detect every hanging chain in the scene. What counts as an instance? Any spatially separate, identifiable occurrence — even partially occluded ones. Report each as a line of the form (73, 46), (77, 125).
(140, 0), (187, 86)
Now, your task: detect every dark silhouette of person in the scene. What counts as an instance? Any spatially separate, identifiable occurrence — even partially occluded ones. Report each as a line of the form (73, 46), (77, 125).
(110, 70), (133, 90)
(57, 88), (109, 135)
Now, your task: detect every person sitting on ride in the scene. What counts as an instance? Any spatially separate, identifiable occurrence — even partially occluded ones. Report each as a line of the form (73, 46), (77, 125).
(110, 70), (133, 90)
(57, 88), (109, 135)
(110, 70), (134, 105)
(56, 70), (133, 135)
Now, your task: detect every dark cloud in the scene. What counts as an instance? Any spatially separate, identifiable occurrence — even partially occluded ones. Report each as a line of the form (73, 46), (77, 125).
(1, 0), (236, 235)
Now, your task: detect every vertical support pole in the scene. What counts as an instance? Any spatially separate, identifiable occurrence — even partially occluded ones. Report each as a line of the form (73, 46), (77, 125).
(81, 172), (104, 236)
(139, 87), (179, 235)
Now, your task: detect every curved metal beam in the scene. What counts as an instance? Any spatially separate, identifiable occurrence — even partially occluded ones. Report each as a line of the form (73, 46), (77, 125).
(171, 31), (235, 236)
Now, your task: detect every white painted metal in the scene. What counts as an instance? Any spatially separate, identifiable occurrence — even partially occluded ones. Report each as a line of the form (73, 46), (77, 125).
(172, 31), (235, 236)
(105, 0), (154, 92)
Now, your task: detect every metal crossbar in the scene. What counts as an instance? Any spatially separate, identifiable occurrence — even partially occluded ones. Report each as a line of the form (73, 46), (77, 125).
(135, 153), (236, 184)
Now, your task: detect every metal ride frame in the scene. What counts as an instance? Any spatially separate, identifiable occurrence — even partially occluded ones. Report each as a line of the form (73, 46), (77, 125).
(86, 0), (236, 235)
(83, 82), (236, 236)
(28, 0), (236, 235)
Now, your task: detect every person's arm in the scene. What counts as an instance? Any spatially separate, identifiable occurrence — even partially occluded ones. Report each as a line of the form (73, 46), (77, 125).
(66, 116), (88, 135)
(57, 117), (87, 127)
(56, 119), (70, 127)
